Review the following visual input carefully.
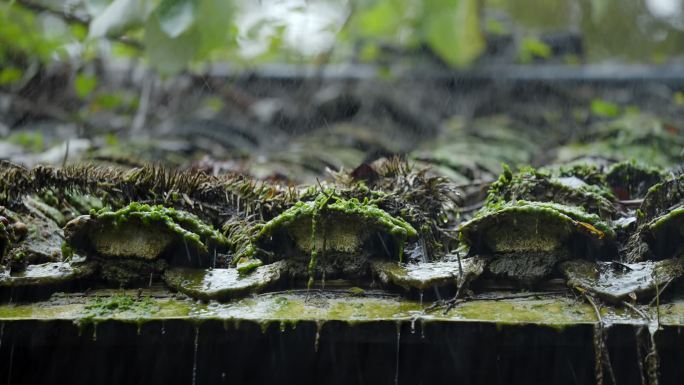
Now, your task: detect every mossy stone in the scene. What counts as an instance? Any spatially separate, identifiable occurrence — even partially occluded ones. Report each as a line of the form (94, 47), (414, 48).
(460, 201), (613, 255)
(561, 258), (684, 303)
(371, 257), (485, 291)
(163, 260), (286, 301)
(0, 261), (96, 287)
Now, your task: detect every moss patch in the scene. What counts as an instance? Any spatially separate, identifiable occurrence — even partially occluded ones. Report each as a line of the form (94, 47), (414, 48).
(485, 166), (615, 218)
(460, 200), (614, 255)
(254, 192), (418, 286)
(78, 294), (157, 325)
(91, 202), (228, 252)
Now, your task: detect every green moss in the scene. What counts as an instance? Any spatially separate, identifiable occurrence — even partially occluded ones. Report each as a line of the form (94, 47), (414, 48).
(25, 195), (67, 225)
(77, 294), (157, 325)
(0, 289), (680, 327)
(637, 174), (684, 226)
(649, 206), (684, 232)
(606, 160), (664, 199)
(556, 114), (684, 168)
(66, 193), (103, 215)
(484, 165), (615, 218)
(549, 163), (607, 187)
(460, 200), (615, 254)
(236, 257), (263, 275)
(91, 202), (228, 252)
(259, 193), (417, 241)
(61, 241), (74, 259)
(0, 222), (9, 258)
(347, 287), (366, 296)
(255, 192), (418, 285)
(475, 200), (613, 236)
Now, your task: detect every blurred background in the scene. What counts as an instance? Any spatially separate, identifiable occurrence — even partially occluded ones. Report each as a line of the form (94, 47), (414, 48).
(1, 0), (684, 185)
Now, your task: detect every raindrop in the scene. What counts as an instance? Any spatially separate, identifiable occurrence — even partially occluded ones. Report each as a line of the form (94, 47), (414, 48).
(148, 272), (154, 287)
(92, 323), (97, 342)
(161, 321), (166, 335)
(419, 291), (423, 307)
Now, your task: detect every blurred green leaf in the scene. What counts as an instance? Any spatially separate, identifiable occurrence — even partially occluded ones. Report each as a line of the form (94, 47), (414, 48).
(674, 92), (684, 106)
(157, 0), (197, 38)
(75, 74), (98, 99)
(0, 67), (23, 85)
(423, 0), (485, 67)
(7, 132), (44, 153)
(89, 0), (150, 38)
(195, 0), (232, 57)
(94, 92), (124, 110)
(519, 37), (551, 63)
(86, 0), (113, 17)
(591, 99), (620, 118)
(486, 18), (507, 36)
(105, 133), (119, 146)
(0, 3), (62, 62)
(144, 14), (198, 74)
(357, 0), (405, 37)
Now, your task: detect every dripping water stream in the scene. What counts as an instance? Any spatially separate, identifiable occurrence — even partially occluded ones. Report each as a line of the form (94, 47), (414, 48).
(192, 326), (199, 385)
(394, 322), (401, 385)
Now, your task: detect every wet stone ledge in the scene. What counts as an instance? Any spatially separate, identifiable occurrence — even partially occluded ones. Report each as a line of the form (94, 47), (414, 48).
(0, 288), (682, 385)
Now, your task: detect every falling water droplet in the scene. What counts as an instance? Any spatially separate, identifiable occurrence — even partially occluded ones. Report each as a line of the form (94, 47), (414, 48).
(646, 322), (660, 385)
(7, 343), (14, 384)
(420, 320), (426, 339)
(148, 273), (153, 287)
(410, 317), (416, 334)
(184, 239), (192, 263)
(0, 321), (4, 351)
(192, 326), (199, 385)
(92, 323), (98, 342)
(161, 321), (166, 335)
(394, 322), (401, 385)
(419, 291), (423, 307)
(314, 320), (323, 352)
(137, 323), (142, 336)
